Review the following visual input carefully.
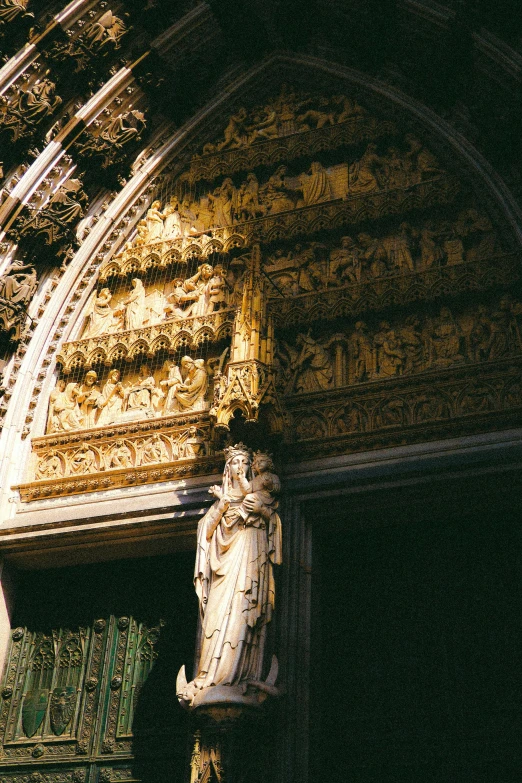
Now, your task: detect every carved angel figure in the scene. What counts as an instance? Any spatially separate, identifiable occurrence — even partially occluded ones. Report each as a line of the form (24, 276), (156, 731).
(178, 445), (282, 708)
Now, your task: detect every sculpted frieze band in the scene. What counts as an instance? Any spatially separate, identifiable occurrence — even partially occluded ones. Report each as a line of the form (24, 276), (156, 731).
(46, 357), (210, 434)
(141, 141), (445, 242)
(81, 264), (231, 340)
(34, 426), (210, 482)
(265, 208), (498, 296)
(276, 295), (522, 394)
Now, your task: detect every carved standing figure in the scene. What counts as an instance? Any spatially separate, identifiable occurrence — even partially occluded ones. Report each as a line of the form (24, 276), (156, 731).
(97, 369), (125, 426)
(144, 200), (164, 241)
(292, 332), (333, 393)
(178, 445), (282, 708)
(123, 278), (145, 330)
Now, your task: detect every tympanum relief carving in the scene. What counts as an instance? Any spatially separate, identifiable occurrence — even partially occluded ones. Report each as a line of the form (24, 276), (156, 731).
(15, 85), (522, 501)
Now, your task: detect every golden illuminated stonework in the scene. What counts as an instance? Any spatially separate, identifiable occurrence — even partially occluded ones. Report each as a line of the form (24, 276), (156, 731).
(14, 88), (521, 503)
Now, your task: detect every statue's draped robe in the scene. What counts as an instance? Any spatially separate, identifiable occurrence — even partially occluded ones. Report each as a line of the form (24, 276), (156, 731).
(193, 492), (282, 689)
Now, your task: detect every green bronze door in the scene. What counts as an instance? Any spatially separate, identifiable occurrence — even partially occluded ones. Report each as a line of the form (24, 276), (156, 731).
(0, 553), (197, 783)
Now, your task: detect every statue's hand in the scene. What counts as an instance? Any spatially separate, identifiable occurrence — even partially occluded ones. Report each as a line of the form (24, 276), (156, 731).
(218, 495), (230, 512)
(242, 495), (266, 516)
(209, 484), (222, 499)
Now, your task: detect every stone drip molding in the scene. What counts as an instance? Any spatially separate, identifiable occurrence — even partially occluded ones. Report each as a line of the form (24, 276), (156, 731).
(1, 51), (522, 523)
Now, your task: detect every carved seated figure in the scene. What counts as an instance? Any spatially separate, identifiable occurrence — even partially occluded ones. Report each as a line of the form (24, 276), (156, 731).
(180, 427), (207, 458)
(168, 356), (208, 413)
(123, 365), (163, 419)
(82, 288), (116, 338)
(0, 261), (37, 307)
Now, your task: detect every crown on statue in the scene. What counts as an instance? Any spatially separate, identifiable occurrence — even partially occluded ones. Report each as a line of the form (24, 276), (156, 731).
(223, 443), (252, 462)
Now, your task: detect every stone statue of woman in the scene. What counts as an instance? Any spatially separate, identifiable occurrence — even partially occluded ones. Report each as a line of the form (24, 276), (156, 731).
(177, 444), (282, 710)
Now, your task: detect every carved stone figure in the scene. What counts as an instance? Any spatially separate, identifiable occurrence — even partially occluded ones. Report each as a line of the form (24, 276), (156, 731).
(139, 435), (169, 465)
(0, 260), (37, 306)
(162, 197), (183, 239)
(216, 108), (249, 150)
(76, 370), (101, 428)
(0, 78), (61, 142)
(97, 370), (125, 426)
(19, 177), (87, 244)
(292, 332), (333, 393)
(105, 440), (132, 470)
(329, 237), (359, 283)
(180, 426), (206, 458)
(349, 321), (373, 382)
(126, 365), (162, 414)
(164, 278), (197, 320)
(82, 288), (116, 338)
(429, 307), (464, 366)
(185, 264), (215, 317)
(160, 360), (183, 412)
(208, 265), (228, 310)
(348, 144), (386, 193)
(53, 382), (83, 432)
(488, 296), (521, 358)
(178, 445), (282, 708)
(208, 179), (236, 227)
(419, 223), (444, 269)
(374, 328), (405, 377)
(100, 109), (145, 149)
(76, 109), (146, 166)
(297, 100), (336, 130)
(123, 278), (145, 331)
(384, 223), (415, 272)
(84, 10), (127, 51)
(70, 443), (97, 474)
(333, 403), (364, 434)
(405, 134), (442, 182)
(168, 357), (208, 413)
(259, 165), (296, 214)
(46, 379), (66, 433)
(399, 315), (425, 374)
(145, 201), (164, 241)
(36, 450), (63, 480)
(300, 161), (332, 206)
(357, 233), (387, 279)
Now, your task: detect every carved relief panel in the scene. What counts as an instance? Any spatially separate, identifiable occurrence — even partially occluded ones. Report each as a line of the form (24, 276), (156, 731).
(15, 84), (522, 501)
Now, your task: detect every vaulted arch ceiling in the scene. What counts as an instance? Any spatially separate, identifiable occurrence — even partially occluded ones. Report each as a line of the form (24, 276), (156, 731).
(0, 0), (521, 522)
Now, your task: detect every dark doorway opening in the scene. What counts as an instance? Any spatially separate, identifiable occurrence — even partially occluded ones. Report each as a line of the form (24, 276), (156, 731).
(311, 474), (522, 782)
